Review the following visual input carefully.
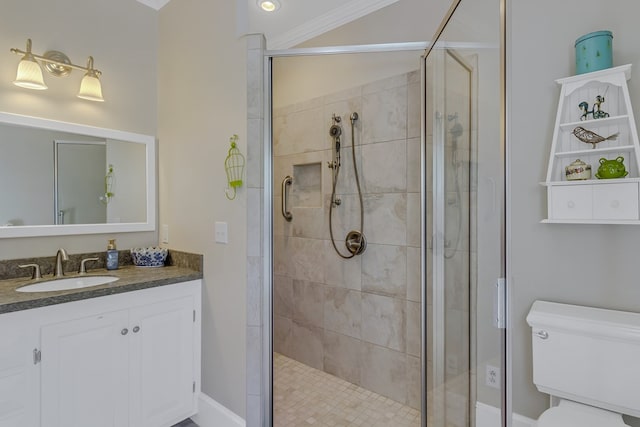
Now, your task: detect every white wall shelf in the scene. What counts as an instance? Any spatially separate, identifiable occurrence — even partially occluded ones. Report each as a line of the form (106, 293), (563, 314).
(554, 145), (636, 159)
(543, 64), (640, 224)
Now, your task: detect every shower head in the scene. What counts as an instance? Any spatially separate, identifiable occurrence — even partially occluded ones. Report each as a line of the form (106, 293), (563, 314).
(329, 124), (342, 138)
(350, 112), (359, 124)
(450, 122), (463, 139)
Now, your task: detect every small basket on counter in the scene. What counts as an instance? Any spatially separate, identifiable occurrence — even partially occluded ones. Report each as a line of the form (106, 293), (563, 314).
(130, 247), (168, 267)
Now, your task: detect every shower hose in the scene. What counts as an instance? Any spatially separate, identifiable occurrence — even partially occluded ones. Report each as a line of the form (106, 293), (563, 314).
(329, 114), (365, 259)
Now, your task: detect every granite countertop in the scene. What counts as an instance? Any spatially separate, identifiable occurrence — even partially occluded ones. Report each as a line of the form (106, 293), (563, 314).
(0, 250), (203, 314)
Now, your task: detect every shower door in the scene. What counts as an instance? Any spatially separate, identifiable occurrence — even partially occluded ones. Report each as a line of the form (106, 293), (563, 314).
(54, 140), (107, 225)
(424, 0), (506, 426)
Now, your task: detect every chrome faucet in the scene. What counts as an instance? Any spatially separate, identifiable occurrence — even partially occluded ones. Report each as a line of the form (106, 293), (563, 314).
(79, 257), (99, 275)
(53, 248), (69, 277)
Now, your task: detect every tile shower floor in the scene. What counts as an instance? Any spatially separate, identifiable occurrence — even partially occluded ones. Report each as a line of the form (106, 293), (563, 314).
(274, 353), (421, 426)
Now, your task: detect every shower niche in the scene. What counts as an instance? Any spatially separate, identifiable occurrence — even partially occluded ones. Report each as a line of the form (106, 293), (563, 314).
(291, 163), (322, 208)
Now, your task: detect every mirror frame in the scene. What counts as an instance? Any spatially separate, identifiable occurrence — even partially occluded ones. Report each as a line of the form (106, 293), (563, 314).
(0, 111), (156, 238)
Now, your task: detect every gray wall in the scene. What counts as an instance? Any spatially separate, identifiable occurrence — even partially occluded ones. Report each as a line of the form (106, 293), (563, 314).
(510, 1), (640, 424)
(0, 0), (157, 135)
(0, 0), (158, 258)
(158, 0), (248, 418)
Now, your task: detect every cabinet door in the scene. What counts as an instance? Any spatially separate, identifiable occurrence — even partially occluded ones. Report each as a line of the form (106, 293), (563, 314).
(129, 296), (196, 427)
(0, 318), (38, 427)
(40, 310), (130, 427)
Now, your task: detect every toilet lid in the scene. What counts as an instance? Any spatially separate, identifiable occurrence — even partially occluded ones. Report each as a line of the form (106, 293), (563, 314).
(536, 400), (630, 427)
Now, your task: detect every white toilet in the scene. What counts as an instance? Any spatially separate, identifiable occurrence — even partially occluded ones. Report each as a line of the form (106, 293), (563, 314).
(526, 300), (640, 427)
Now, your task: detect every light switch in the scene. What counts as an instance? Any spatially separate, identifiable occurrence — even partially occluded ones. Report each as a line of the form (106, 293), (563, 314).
(215, 221), (228, 244)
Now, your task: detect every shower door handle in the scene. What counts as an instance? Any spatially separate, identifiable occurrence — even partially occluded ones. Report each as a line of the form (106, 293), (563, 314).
(282, 175), (293, 222)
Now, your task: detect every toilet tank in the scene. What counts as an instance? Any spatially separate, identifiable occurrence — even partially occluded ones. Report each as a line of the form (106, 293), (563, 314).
(527, 300), (640, 418)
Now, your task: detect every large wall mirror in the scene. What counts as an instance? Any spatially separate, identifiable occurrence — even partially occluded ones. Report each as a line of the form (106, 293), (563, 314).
(0, 112), (156, 238)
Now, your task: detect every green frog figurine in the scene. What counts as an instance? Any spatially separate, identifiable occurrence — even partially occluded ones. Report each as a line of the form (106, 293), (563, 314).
(595, 156), (628, 179)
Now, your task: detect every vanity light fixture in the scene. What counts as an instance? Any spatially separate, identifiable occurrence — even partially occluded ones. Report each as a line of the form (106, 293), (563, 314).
(10, 38), (104, 102)
(258, 0), (280, 12)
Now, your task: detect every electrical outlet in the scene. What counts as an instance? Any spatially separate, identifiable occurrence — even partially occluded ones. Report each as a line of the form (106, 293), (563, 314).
(486, 365), (500, 389)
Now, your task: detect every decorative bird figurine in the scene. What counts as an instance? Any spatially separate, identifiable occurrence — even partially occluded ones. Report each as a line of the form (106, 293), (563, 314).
(572, 126), (618, 149)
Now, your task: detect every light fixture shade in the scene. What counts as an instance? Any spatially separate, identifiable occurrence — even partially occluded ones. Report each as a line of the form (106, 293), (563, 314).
(77, 71), (104, 102)
(13, 54), (47, 90)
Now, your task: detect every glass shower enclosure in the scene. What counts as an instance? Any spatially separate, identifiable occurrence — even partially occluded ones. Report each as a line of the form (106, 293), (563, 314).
(266, 0), (506, 425)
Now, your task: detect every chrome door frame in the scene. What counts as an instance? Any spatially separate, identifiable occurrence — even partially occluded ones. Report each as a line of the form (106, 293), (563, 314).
(262, 42), (429, 427)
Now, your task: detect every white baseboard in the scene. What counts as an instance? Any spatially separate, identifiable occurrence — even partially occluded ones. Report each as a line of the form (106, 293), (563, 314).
(476, 401), (536, 427)
(191, 392), (246, 427)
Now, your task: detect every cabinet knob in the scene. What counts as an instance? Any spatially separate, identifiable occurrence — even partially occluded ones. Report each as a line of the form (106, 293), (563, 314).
(121, 328), (129, 335)
(133, 326), (140, 333)
(567, 201), (575, 208)
(611, 200), (620, 208)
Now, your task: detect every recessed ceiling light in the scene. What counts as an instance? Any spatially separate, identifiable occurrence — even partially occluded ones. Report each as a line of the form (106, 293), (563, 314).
(258, 0), (280, 12)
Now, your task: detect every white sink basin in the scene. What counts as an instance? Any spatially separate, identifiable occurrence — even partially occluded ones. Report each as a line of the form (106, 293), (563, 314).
(16, 276), (119, 293)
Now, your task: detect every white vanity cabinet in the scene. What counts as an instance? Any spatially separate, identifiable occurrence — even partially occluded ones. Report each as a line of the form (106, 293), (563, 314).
(0, 279), (201, 427)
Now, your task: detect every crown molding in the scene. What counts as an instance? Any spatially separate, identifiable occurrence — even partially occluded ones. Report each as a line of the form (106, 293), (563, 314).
(136, 0), (172, 11)
(267, 0), (399, 50)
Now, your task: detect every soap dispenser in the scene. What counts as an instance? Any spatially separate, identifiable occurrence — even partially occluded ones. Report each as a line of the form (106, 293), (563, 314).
(106, 239), (119, 270)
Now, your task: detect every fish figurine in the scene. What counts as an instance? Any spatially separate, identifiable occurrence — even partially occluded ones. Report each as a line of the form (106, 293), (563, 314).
(572, 126), (618, 149)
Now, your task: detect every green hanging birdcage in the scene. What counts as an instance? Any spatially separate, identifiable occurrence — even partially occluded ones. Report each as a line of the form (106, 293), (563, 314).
(225, 134), (245, 200)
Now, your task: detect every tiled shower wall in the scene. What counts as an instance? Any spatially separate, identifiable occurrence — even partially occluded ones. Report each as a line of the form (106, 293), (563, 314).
(272, 70), (424, 408)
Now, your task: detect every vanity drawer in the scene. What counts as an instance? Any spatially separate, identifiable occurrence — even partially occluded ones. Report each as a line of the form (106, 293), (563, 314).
(550, 185), (592, 220)
(593, 182), (639, 220)
(549, 182), (639, 221)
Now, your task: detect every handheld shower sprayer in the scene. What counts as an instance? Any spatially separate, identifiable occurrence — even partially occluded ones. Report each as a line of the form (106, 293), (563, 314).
(328, 111), (366, 258)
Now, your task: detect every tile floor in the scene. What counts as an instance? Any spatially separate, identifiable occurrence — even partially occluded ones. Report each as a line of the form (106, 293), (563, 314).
(274, 352), (421, 426)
